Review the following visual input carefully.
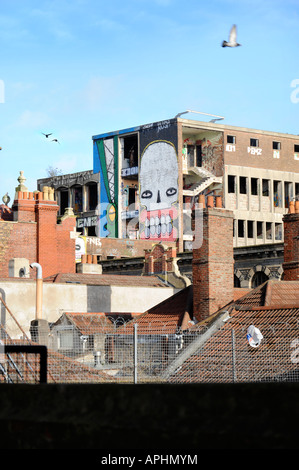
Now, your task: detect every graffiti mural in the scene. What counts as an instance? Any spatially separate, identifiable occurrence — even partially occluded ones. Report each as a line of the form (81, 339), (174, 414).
(94, 136), (118, 237)
(139, 140), (179, 241)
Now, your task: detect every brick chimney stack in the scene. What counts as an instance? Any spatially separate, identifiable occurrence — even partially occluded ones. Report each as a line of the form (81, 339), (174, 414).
(192, 195), (234, 322)
(282, 200), (299, 281)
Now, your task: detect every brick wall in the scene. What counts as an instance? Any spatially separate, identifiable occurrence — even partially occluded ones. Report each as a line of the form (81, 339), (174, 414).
(144, 243), (177, 275)
(282, 201), (299, 280)
(192, 195), (234, 321)
(223, 129), (299, 173)
(0, 191), (76, 279)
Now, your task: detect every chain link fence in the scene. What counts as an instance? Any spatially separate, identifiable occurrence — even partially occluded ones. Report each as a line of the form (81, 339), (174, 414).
(1, 296), (299, 384)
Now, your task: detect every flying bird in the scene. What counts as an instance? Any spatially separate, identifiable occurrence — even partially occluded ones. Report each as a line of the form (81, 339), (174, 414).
(222, 24), (241, 48)
(51, 138), (60, 144)
(42, 132), (52, 138)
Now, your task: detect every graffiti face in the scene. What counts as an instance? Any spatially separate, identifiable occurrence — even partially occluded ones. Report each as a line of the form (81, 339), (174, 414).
(140, 141), (178, 211)
(139, 141), (179, 241)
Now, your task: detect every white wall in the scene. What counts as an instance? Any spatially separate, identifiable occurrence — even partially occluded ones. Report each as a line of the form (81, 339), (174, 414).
(0, 280), (177, 339)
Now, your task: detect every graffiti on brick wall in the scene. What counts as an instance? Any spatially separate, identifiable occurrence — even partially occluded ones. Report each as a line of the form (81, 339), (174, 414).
(95, 137), (118, 237)
(139, 140), (179, 241)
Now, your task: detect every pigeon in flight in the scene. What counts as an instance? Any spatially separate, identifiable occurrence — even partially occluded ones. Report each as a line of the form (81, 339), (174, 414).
(51, 138), (60, 144)
(42, 132), (52, 138)
(222, 25), (241, 47)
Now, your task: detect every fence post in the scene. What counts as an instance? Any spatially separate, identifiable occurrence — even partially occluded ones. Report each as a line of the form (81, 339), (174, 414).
(134, 323), (138, 384)
(232, 329), (236, 383)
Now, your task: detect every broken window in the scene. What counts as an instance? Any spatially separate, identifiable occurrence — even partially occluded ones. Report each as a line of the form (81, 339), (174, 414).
(247, 220), (254, 238)
(262, 179), (269, 197)
(275, 223), (282, 241)
(257, 221), (263, 239)
(273, 141), (281, 150)
(123, 134), (138, 167)
(266, 222), (272, 240)
(73, 186), (83, 213)
(251, 271), (269, 288)
(273, 180), (282, 207)
(187, 145), (195, 167)
(228, 175), (236, 193)
(87, 183), (98, 211)
(196, 145), (202, 167)
(250, 138), (259, 147)
(59, 189), (69, 215)
(239, 176), (247, 194)
(284, 181), (293, 208)
(238, 219), (244, 238)
(227, 135), (236, 144)
(251, 178), (259, 195)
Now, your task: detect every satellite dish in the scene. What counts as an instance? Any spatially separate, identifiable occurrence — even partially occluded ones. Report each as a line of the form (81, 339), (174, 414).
(247, 325), (263, 348)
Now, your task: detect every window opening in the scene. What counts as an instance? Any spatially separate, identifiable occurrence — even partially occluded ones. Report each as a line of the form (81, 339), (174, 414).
(257, 221), (263, 239)
(238, 219), (244, 238)
(228, 175), (236, 193)
(266, 222), (272, 240)
(227, 135), (236, 144)
(262, 179), (269, 197)
(239, 176), (247, 194)
(250, 138), (259, 147)
(251, 178), (258, 195)
(273, 141), (281, 150)
(273, 180), (282, 207)
(247, 220), (253, 238)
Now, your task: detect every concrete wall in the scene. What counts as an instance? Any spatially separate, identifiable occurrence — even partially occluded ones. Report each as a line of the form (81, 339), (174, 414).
(0, 280), (177, 338)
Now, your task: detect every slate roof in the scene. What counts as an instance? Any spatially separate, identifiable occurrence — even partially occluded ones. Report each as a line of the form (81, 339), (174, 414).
(54, 312), (141, 335)
(167, 304), (299, 383)
(113, 285), (194, 335)
(161, 280), (299, 383)
(43, 272), (168, 288)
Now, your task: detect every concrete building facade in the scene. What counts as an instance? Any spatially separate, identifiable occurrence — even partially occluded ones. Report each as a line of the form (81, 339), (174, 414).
(92, 116), (299, 253)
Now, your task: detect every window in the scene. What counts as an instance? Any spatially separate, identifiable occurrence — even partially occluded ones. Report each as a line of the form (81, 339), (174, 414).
(228, 175), (236, 193)
(284, 182), (293, 208)
(273, 141), (281, 150)
(266, 222), (272, 240)
(294, 144), (299, 152)
(239, 176), (247, 194)
(250, 138), (259, 147)
(251, 271), (269, 288)
(247, 220), (254, 238)
(238, 219), (244, 238)
(257, 221), (263, 239)
(262, 179), (269, 197)
(275, 223), (282, 241)
(227, 135), (236, 144)
(251, 178), (258, 196)
(273, 180), (282, 207)
(296, 183), (299, 199)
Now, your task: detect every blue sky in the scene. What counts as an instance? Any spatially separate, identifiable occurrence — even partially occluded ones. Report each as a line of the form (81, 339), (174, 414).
(0, 0), (298, 201)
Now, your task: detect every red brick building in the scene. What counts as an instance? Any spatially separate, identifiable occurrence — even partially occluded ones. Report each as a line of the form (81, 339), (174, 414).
(0, 188), (77, 279)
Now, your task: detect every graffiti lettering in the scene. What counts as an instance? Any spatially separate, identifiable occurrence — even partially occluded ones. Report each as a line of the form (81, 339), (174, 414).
(247, 147), (262, 156)
(157, 120), (171, 132)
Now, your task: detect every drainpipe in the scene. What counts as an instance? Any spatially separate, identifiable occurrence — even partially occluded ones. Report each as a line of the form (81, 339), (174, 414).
(30, 263), (43, 320)
(29, 262), (49, 346)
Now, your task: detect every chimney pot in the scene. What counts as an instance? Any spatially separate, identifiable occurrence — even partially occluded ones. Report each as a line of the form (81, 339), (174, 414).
(215, 196), (222, 208)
